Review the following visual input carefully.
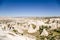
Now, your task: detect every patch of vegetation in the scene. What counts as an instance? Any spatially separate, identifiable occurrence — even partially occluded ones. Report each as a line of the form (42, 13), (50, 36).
(39, 25), (49, 34)
(13, 29), (17, 32)
(37, 25), (60, 40)
(46, 29), (60, 40)
(13, 29), (18, 34)
(31, 24), (36, 29)
(53, 28), (60, 33)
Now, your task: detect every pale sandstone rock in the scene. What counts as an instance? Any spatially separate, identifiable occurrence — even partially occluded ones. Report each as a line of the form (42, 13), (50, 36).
(41, 29), (48, 36)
